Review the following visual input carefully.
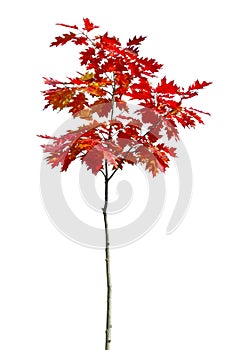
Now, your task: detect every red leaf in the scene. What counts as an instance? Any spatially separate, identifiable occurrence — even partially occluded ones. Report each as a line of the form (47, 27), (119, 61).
(82, 147), (103, 174)
(90, 99), (112, 117)
(117, 130), (133, 148)
(42, 87), (76, 110)
(188, 80), (212, 91)
(182, 108), (205, 125)
(99, 32), (121, 50)
(156, 77), (179, 95)
(139, 57), (163, 75)
(96, 144), (119, 167)
(39, 122), (104, 172)
(68, 92), (88, 117)
(127, 35), (146, 47)
(80, 47), (96, 65)
(147, 126), (161, 143)
(115, 99), (129, 113)
(83, 18), (99, 32)
(73, 36), (88, 45)
(50, 32), (77, 47)
(152, 146), (170, 172)
(136, 146), (158, 176)
(163, 119), (179, 140)
(157, 143), (177, 157)
(123, 152), (137, 166)
(139, 108), (157, 124)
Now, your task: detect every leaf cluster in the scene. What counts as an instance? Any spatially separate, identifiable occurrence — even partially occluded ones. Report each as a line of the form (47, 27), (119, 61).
(39, 18), (211, 177)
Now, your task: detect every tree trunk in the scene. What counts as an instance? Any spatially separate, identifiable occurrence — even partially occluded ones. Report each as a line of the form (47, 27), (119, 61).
(102, 161), (112, 350)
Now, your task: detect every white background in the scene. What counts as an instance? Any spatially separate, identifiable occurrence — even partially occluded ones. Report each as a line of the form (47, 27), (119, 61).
(1, 0), (233, 349)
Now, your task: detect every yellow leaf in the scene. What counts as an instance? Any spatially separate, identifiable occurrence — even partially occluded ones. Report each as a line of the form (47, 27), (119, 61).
(81, 71), (95, 81)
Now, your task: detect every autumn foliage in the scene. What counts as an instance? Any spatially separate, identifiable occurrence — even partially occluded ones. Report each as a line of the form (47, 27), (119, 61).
(39, 18), (211, 176)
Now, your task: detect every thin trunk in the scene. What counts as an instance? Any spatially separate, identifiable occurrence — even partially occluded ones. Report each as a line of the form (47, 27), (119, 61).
(103, 161), (112, 350)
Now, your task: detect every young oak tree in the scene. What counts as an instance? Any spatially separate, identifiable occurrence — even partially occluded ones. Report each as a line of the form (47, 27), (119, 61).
(38, 18), (211, 350)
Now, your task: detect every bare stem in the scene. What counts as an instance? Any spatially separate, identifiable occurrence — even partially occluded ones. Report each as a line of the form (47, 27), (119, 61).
(102, 160), (112, 350)
(102, 72), (118, 350)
